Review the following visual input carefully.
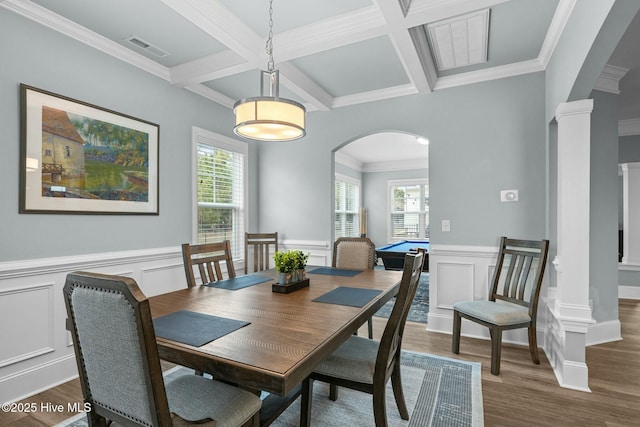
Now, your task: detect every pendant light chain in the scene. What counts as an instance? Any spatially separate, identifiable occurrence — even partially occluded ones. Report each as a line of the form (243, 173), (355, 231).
(266, 0), (275, 72)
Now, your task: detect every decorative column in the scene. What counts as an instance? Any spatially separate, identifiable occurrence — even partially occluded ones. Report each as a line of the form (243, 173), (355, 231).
(549, 99), (595, 392)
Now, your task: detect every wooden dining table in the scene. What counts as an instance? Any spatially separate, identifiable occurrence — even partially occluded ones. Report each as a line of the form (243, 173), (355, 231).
(148, 266), (402, 425)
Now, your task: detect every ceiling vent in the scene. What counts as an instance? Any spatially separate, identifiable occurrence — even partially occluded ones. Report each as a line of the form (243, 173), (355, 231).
(425, 9), (490, 71)
(124, 35), (169, 58)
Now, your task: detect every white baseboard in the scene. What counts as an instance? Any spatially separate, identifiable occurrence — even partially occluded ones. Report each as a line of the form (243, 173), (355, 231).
(587, 320), (622, 346)
(619, 285), (640, 299)
(0, 354), (77, 404)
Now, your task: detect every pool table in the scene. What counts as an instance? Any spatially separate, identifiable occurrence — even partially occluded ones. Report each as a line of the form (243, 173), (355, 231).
(376, 240), (429, 271)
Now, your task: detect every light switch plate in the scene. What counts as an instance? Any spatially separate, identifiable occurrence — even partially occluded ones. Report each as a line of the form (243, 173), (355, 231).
(442, 219), (450, 232)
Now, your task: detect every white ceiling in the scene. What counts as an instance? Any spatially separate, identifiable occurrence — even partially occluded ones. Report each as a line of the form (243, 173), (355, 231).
(3, 0), (639, 165)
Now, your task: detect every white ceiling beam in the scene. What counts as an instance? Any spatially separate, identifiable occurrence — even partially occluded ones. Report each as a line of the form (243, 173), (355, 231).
(169, 50), (252, 87)
(185, 83), (236, 109)
(332, 84), (418, 108)
(373, 0), (433, 93)
(159, 0), (263, 61)
(274, 6), (387, 62)
(277, 63), (333, 111)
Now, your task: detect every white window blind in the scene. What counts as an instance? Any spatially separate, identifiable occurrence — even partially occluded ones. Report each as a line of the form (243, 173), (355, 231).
(195, 138), (245, 260)
(335, 176), (360, 238)
(389, 180), (429, 240)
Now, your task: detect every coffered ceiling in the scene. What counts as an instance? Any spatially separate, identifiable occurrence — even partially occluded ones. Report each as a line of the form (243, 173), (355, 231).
(2, 0), (639, 164)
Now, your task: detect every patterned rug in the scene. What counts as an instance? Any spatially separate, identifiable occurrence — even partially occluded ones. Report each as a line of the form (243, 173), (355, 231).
(375, 272), (429, 324)
(57, 351), (482, 427)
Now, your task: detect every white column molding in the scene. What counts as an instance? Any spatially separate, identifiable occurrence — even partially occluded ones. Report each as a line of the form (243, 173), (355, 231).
(554, 98), (594, 321)
(547, 99), (595, 392)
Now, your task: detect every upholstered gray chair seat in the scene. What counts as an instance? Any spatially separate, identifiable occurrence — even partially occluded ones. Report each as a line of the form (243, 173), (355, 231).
(313, 335), (379, 383)
(166, 374), (262, 426)
(452, 300), (530, 326)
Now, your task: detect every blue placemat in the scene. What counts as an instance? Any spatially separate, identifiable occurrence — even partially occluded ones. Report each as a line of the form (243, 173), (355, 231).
(308, 267), (362, 277)
(204, 275), (271, 290)
(153, 310), (250, 347)
(312, 286), (382, 307)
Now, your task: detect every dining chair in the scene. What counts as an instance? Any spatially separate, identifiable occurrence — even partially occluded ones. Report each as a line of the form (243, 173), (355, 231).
(63, 271), (261, 427)
(245, 232), (278, 274)
(182, 240), (236, 287)
(452, 236), (550, 375)
(300, 249), (425, 427)
(333, 236), (376, 339)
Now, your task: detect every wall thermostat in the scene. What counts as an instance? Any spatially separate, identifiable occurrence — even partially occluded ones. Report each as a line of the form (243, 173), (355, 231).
(500, 190), (519, 202)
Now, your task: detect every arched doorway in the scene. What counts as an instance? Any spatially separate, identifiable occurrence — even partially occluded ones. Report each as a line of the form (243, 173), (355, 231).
(332, 131), (429, 249)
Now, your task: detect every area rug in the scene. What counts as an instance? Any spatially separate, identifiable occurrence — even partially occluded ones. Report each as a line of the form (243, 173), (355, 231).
(375, 272), (429, 324)
(57, 351), (482, 427)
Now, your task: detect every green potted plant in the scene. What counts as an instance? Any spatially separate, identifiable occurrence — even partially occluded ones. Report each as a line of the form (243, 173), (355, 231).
(274, 250), (309, 284)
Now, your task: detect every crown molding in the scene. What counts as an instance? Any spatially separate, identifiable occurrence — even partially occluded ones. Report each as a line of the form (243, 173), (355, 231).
(435, 58), (545, 90)
(538, 0), (577, 68)
(1, 0), (170, 81)
(362, 157), (427, 173)
(334, 151), (364, 172)
(593, 64), (629, 94)
(619, 118), (640, 137)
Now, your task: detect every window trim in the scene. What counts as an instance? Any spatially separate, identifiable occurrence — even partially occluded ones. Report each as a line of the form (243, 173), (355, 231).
(387, 178), (429, 242)
(335, 173), (361, 238)
(191, 127), (248, 256)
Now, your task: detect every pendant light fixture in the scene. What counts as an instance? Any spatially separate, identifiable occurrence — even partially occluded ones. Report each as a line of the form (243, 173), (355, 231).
(233, 0), (306, 141)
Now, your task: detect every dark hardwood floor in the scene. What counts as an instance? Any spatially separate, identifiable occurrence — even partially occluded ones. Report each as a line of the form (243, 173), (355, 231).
(1, 299), (638, 426)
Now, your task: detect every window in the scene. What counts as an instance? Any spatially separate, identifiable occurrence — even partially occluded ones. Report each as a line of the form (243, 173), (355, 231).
(192, 127), (247, 260)
(335, 174), (360, 238)
(388, 179), (429, 240)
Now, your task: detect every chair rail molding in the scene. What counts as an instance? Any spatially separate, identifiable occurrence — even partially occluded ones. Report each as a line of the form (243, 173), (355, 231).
(0, 246), (187, 405)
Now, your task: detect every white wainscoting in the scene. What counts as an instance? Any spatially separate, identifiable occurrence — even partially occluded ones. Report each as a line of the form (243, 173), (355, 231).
(0, 246), (184, 405)
(427, 243), (549, 347)
(0, 240), (332, 405)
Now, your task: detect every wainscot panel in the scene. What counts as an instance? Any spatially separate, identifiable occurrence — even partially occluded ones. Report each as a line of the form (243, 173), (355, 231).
(427, 243), (549, 347)
(0, 246), (185, 404)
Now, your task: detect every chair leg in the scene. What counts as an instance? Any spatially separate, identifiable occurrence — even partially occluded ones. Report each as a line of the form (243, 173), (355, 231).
(368, 318), (374, 339)
(300, 377), (313, 427)
(528, 325), (540, 364)
(452, 310), (461, 354)
(372, 381), (389, 427)
(391, 358), (409, 420)
(490, 326), (502, 375)
(329, 384), (338, 401)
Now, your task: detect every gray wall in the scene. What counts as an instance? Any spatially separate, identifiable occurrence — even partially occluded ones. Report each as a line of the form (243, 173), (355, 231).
(0, 10), (259, 261)
(590, 90), (621, 322)
(257, 72), (547, 248)
(362, 168), (428, 248)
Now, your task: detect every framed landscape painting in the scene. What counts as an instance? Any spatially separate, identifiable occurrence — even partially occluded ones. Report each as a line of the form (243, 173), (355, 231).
(19, 84), (159, 214)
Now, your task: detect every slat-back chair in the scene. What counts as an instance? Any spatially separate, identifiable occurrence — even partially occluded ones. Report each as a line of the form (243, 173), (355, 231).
(300, 250), (425, 427)
(63, 271), (261, 427)
(333, 236), (376, 339)
(182, 240), (236, 287)
(452, 236), (550, 375)
(244, 232), (278, 274)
